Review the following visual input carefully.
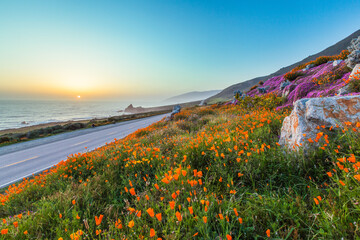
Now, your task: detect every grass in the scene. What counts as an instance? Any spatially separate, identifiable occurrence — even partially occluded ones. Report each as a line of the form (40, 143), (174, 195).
(206, 97), (229, 105)
(0, 95), (360, 239)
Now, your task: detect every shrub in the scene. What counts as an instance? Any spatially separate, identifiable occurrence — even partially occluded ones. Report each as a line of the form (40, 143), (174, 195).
(173, 112), (189, 121)
(0, 136), (12, 144)
(250, 85), (258, 91)
(13, 133), (26, 139)
(284, 71), (305, 81)
(292, 50), (350, 72)
(258, 81), (264, 85)
(27, 130), (41, 139)
(197, 108), (215, 117)
(313, 56), (332, 66)
(176, 120), (193, 132)
(348, 79), (360, 92)
(63, 123), (86, 131)
(237, 93), (283, 110)
(52, 129), (65, 134)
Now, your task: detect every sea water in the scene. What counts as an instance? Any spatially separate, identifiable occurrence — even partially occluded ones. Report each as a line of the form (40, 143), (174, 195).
(0, 99), (155, 131)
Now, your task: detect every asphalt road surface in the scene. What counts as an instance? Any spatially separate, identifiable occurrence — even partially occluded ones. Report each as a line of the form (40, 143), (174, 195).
(0, 114), (167, 189)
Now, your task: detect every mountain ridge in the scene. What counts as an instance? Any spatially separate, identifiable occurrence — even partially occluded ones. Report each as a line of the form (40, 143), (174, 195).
(207, 29), (360, 102)
(164, 90), (221, 103)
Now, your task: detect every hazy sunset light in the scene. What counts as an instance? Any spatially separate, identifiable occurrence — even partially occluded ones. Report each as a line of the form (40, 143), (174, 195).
(0, 0), (359, 101)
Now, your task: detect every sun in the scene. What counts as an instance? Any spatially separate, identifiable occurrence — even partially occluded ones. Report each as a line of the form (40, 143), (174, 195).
(77, 95), (81, 99)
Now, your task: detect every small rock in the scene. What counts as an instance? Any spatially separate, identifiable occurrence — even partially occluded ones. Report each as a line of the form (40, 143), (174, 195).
(282, 84), (297, 98)
(257, 86), (269, 94)
(333, 59), (343, 67)
(280, 80), (291, 90)
(305, 64), (315, 71)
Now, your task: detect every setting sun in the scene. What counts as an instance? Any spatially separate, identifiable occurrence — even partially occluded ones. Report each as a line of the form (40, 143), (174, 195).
(77, 95), (81, 99)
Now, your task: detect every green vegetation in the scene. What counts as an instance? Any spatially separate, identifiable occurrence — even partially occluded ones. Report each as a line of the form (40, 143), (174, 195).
(348, 78), (360, 93)
(292, 50), (350, 72)
(1, 95), (359, 239)
(284, 71), (305, 81)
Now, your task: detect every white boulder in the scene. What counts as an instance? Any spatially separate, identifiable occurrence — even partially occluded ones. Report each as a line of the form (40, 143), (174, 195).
(346, 36), (360, 68)
(332, 59), (342, 67)
(279, 95), (360, 150)
(349, 64), (360, 80)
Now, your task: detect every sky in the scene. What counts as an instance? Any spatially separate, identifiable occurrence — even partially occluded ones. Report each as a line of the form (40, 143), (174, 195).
(0, 0), (360, 101)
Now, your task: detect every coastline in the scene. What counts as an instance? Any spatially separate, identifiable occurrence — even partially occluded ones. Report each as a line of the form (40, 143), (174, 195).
(0, 100), (202, 147)
(0, 119), (90, 135)
(0, 110), (171, 146)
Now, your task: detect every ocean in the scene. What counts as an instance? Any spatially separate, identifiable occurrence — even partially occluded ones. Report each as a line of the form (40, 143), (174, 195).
(0, 99), (155, 131)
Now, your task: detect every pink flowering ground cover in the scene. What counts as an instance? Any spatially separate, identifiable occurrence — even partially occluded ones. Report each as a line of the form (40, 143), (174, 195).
(246, 61), (358, 110)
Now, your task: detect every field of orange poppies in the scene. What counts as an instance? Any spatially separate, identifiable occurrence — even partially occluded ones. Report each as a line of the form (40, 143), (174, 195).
(1, 94), (360, 239)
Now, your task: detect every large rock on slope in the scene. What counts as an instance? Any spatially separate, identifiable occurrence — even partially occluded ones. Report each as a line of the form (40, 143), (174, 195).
(349, 64), (360, 80)
(346, 36), (360, 68)
(279, 95), (360, 150)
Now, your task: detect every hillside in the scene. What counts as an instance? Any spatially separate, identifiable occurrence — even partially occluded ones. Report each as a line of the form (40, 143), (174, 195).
(246, 51), (354, 108)
(164, 90), (221, 104)
(207, 29), (360, 102)
(1, 38), (360, 239)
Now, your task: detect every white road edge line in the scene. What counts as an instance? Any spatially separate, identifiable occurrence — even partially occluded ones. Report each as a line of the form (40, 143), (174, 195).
(72, 140), (89, 146)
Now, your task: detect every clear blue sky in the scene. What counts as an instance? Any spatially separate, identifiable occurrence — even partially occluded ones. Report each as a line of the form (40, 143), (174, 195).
(0, 0), (359, 100)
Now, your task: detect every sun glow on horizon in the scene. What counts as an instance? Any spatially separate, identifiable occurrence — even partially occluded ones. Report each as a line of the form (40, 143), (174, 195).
(77, 95), (81, 99)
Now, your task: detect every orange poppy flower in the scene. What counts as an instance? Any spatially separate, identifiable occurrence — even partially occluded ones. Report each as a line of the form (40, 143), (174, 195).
(95, 215), (104, 226)
(128, 220), (135, 228)
(147, 208), (155, 218)
(188, 206), (193, 215)
(169, 201), (175, 210)
(129, 188), (136, 196)
(150, 228), (156, 237)
(233, 208), (239, 217)
(176, 211), (182, 221)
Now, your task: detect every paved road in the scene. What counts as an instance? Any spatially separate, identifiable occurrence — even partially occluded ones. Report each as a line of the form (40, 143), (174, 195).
(0, 114), (167, 189)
